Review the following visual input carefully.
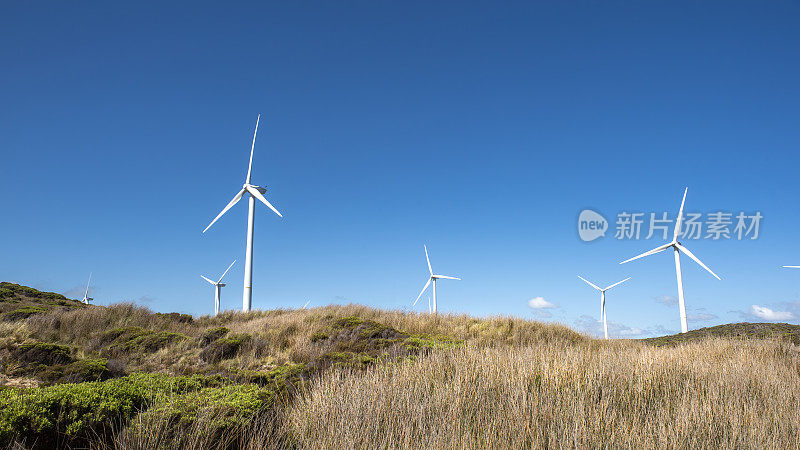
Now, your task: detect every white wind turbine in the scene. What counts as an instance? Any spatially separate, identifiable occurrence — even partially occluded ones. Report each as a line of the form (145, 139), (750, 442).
(782, 265), (800, 269)
(413, 245), (460, 314)
(82, 273), (93, 304)
(577, 276), (631, 339)
(620, 188), (721, 333)
(201, 260), (236, 316)
(203, 115), (283, 312)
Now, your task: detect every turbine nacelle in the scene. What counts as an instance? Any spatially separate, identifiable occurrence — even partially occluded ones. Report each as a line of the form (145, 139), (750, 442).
(245, 184), (267, 194)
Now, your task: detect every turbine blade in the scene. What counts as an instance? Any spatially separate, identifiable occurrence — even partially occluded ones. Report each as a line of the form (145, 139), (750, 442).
(218, 260), (237, 283)
(619, 243), (672, 264)
(675, 243), (721, 280)
(413, 278), (432, 306)
(424, 245), (433, 275)
(201, 275), (216, 285)
(604, 277), (631, 291)
(577, 276), (602, 291)
(203, 188), (246, 233)
(302, 300), (310, 310)
(783, 266), (800, 269)
(673, 187), (688, 242)
(246, 185), (283, 218)
(246, 115), (260, 184)
(435, 275), (461, 280)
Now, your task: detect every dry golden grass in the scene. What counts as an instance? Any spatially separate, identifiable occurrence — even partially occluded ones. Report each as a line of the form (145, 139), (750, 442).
(10, 303), (581, 377)
(288, 339), (800, 449)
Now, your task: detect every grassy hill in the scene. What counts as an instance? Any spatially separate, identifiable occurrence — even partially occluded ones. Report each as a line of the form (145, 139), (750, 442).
(1, 283), (798, 449)
(0, 282), (87, 321)
(643, 322), (800, 346)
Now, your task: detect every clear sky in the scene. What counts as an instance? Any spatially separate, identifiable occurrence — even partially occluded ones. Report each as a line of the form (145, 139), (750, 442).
(2, 1), (800, 337)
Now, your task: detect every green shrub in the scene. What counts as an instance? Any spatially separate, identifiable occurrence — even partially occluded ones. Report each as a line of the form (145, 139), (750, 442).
(132, 384), (274, 443)
(235, 364), (307, 393)
(0, 288), (15, 299)
(124, 331), (188, 353)
(0, 373), (215, 448)
(59, 358), (116, 383)
(310, 332), (328, 342)
(199, 327), (230, 346)
(332, 316), (364, 329)
(11, 342), (73, 366)
(0, 283), (68, 301)
(98, 327), (188, 355)
(2, 306), (47, 321)
(156, 312), (194, 324)
(199, 334), (250, 363)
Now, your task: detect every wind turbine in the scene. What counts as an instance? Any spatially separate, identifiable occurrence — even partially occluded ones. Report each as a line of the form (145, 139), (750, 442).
(577, 276), (630, 339)
(203, 115), (283, 312)
(783, 266), (800, 269)
(82, 273), (93, 304)
(620, 188), (720, 333)
(413, 245), (460, 314)
(201, 260), (236, 316)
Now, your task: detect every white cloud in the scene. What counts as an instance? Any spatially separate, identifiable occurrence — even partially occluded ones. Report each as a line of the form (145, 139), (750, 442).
(574, 315), (651, 338)
(618, 327), (644, 336)
(750, 305), (795, 321)
(655, 295), (677, 307)
(527, 297), (557, 309)
(687, 312), (717, 322)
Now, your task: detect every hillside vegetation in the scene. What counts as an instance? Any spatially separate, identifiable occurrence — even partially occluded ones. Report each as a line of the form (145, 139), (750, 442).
(1, 283), (799, 449)
(643, 322), (800, 346)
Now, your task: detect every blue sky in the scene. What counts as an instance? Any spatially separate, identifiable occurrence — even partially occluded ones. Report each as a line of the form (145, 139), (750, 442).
(2, 1), (800, 337)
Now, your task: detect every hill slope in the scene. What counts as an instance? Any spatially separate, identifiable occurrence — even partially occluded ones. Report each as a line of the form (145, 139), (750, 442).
(643, 322), (800, 346)
(0, 282), (86, 321)
(0, 283), (798, 449)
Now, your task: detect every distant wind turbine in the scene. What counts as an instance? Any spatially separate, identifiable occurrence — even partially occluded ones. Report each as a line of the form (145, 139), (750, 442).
(82, 273), (93, 304)
(577, 276), (630, 339)
(203, 115), (283, 312)
(413, 245), (460, 314)
(201, 260), (236, 316)
(620, 188), (721, 333)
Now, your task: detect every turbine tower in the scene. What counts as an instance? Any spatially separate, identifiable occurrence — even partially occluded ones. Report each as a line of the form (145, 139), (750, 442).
(620, 188), (720, 333)
(82, 273), (93, 304)
(577, 276), (630, 339)
(201, 260), (236, 316)
(203, 115), (283, 312)
(413, 245), (460, 314)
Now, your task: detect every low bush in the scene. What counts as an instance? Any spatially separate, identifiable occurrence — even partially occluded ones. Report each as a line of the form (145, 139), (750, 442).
(200, 334), (250, 363)
(130, 384), (273, 444)
(199, 327), (230, 346)
(96, 326), (188, 356)
(11, 342), (73, 366)
(3, 306), (48, 322)
(0, 373), (216, 449)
